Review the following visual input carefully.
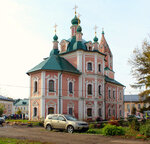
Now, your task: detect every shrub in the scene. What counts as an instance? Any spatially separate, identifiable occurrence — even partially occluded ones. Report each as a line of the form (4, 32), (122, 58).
(140, 123), (150, 137)
(102, 124), (125, 136)
(89, 124), (95, 129)
(108, 120), (119, 126)
(87, 129), (102, 134)
(127, 117), (140, 131)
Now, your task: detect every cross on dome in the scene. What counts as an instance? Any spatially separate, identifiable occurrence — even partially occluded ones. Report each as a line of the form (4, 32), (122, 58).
(54, 23), (58, 34)
(73, 5), (78, 15)
(94, 25), (98, 36)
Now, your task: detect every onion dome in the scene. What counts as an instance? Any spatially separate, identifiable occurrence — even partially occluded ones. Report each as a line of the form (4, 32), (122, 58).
(93, 36), (98, 42)
(71, 15), (80, 25)
(53, 34), (58, 41)
(77, 25), (82, 32)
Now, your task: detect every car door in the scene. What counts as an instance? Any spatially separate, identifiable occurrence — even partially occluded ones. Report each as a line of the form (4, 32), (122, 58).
(57, 116), (67, 129)
(51, 115), (58, 128)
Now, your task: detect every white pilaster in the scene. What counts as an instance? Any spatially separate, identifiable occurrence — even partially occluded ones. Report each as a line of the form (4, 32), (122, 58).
(77, 51), (82, 72)
(29, 76), (31, 120)
(41, 71), (45, 118)
(95, 54), (97, 74)
(94, 100), (97, 118)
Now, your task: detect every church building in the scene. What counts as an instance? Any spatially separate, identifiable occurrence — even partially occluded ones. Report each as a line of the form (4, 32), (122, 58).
(27, 9), (124, 120)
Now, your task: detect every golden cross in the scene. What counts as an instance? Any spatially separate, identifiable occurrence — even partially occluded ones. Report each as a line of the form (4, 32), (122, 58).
(78, 13), (81, 25)
(94, 25), (98, 36)
(73, 5), (78, 15)
(54, 23), (57, 34)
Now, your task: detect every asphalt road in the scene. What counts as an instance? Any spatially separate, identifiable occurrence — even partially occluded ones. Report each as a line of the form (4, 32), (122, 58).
(0, 126), (149, 144)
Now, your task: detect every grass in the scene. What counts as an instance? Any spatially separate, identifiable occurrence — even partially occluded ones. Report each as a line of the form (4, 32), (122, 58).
(0, 137), (53, 144)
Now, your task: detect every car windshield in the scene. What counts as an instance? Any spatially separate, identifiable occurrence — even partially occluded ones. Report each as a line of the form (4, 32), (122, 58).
(64, 115), (78, 121)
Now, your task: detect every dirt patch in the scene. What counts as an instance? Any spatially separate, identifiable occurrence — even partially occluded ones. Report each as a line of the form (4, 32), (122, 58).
(0, 127), (149, 144)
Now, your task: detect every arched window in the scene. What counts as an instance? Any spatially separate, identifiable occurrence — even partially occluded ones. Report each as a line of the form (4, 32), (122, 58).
(34, 81), (37, 93)
(33, 107), (37, 117)
(120, 92), (122, 100)
(108, 89), (111, 98)
(113, 90), (115, 99)
(98, 108), (102, 117)
(108, 109), (111, 116)
(98, 64), (101, 72)
(89, 47), (92, 51)
(49, 80), (54, 92)
(88, 84), (92, 95)
(87, 108), (92, 117)
(98, 85), (101, 95)
(69, 82), (73, 93)
(120, 110), (122, 117)
(48, 107), (54, 114)
(87, 62), (92, 71)
(113, 109), (115, 116)
(69, 107), (73, 115)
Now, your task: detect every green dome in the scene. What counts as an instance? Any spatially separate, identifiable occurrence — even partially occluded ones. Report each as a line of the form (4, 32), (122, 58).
(77, 25), (82, 32)
(53, 34), (58, 41)
(71, 15), (80, 25)
(93, 36), (98, 42)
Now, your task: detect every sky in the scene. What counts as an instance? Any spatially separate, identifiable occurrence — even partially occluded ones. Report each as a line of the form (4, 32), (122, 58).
(0, 0), (150, 99)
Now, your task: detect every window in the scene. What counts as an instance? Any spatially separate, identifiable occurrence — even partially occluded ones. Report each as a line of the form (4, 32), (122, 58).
(33, 107), (37, 117)
(52, 115), (58, 120)
(34, 81), (37, 93)
(98, 108), (102, 117)
(58, 116), (65, 121)
(138, 104), (141, 109)
(69, 82), (73, 93)
(98, 64), (101, 72)
(120, 92), (122, 100)
(144, 103), (146, 107)
(69, 108), (73, 115)
(127, 104), (130, 112)
(87, 62), (92, 71)
(120, 110), (122, 116)
(98, 85), (101, 95)
(108, 89), (111, 98)
(48, 107), (54, 114)
(113, 90), (115, 99)
(87, 108), (92, 117)
(49, 80), (54, 92)
(88, 84), (92, 95)
(108, 109), (111, 116)
(113, 109), (115, 116)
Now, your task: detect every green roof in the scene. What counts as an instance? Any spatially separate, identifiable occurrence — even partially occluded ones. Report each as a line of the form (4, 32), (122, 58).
(27, 55), (81, 75)
(104, 67), (114, 72)
(14, 99), (29, 106)
(67, 36), (87, 52)
(105, 75), (125, 87)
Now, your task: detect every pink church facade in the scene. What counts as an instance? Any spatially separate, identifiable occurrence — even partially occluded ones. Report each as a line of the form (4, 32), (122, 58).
(27, 12), (124, 121)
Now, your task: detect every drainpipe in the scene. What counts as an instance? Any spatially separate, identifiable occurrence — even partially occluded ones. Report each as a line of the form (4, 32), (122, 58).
(59, 72), (62, 114)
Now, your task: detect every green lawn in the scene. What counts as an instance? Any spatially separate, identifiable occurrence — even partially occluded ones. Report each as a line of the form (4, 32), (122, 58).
(0, 137), (52, 144)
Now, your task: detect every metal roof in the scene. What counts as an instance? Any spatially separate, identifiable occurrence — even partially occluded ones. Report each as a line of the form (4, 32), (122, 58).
(0, 95), (14, 102)
(14, 99), (29, 106)
(124, 95), (140, 102)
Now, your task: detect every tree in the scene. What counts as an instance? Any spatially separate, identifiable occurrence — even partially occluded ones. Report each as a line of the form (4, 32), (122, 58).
(16, 108), (22, 115)
(0, 104), (4, 117)
(129, 38), (150, 108)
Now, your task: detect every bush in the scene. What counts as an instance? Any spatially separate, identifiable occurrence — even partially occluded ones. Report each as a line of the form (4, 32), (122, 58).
(127, 116), (140, 131)
(140, 123), (150, 137)
(102, 124), (125, 136)
(87, 129), (102, 134)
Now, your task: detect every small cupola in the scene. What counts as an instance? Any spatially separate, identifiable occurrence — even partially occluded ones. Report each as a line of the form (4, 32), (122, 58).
(93, 25), (99, 50)
(50, 24), (59, 56)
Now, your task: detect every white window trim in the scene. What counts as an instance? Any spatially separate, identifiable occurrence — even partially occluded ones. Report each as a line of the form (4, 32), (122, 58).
(98, 83), (102, 96)
(67, 102), (74, 116)
(98, 63), (102, 73)
(32, 101), (39, 118)
(108, 87), (111, 99)
(67, 78), (75, 97)
(46, 100), (56, 115)
(86, 61), (94, 72)
(32, 76), (39, 95)
(86, 81), (94, 98)
(113, 89), (116, 99)
(47, 77), (56, 96)
(86, 102), (94, 118)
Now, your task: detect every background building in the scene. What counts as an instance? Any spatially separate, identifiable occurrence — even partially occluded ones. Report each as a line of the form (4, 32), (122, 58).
(124, 94), (150, 118)
(13, 99), (29, 117)
(0, 95), (14, 116)
(27, 10), (124, 120)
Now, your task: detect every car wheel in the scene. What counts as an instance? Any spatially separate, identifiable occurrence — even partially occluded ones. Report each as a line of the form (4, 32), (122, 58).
(46, 124), (52, 131)
(67, 125), (74, 133)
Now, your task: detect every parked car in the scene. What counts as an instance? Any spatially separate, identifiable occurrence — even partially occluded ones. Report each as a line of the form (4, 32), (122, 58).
(44, 114), (89, 133)
(0, 117), (5, 125)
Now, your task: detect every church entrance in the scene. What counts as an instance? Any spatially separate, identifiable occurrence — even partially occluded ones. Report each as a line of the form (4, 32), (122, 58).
(48, 107), (54, 114)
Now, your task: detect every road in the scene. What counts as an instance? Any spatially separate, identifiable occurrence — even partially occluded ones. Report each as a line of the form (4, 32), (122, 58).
(0, 126), (149, 144)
